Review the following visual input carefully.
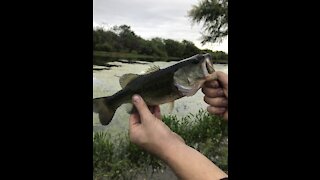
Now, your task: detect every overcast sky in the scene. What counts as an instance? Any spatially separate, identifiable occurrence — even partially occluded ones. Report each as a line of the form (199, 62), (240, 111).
(93, 0), (228, 53)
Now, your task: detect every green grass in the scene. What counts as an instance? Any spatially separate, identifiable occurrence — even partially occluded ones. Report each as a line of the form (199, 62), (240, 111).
(93, 109), (228, 179)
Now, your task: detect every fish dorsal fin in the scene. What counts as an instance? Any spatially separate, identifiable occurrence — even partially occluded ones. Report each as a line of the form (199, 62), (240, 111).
(144, 65), (160, 74)
(119, 73), (139, 88)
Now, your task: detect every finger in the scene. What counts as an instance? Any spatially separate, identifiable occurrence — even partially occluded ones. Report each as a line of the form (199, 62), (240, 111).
(153, 105), (161, 119)
(148, 105), (161, 119)
(148, 106), (155, 114)
(223, 109), (228, 121)
(129, 113), (140, 128)
(132, 95), (153, 122)
(207, 106), (226, 115)
(204, 80), (219, 88)
(128, 114), (140, 144)
(216, 71), (228, 88)
(204, 96), (228, 107)
(202, 87), (224, 98)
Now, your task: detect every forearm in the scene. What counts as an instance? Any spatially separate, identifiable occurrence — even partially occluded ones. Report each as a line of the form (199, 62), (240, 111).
(160, 142), (228, 180)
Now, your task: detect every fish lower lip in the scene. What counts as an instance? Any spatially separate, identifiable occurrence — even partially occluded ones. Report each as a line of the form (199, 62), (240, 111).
(202, 61), (209, 76)
(206, 62), (214, 74)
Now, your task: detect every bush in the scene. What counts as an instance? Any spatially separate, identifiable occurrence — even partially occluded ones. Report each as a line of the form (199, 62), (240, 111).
(95, 42), (114, 52)
(93, 109), (228, 179)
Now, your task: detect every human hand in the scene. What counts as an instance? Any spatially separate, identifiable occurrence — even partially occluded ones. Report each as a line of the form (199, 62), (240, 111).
(202, 71), (228, 120)
(129, 95), (227, 180)
(129, 95), (184, 158)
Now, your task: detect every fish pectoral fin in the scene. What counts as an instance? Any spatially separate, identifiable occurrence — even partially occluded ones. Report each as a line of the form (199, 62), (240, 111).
(119, 73), (139, 88)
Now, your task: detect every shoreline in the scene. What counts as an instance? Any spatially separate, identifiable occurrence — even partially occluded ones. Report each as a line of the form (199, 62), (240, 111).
(93, 51), (228, 66)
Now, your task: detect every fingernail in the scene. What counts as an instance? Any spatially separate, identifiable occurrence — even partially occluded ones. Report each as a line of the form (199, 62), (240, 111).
(133, 95), (141, 102)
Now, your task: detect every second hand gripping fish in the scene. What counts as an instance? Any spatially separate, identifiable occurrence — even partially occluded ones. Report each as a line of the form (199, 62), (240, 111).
(93, 53), (216, 125)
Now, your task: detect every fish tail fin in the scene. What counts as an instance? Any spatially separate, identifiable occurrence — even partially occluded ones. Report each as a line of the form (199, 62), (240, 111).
(93, 97), (116, 125)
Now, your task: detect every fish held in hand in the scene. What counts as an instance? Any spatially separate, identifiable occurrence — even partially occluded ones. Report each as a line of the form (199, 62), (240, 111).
(93, 53), (216, 125)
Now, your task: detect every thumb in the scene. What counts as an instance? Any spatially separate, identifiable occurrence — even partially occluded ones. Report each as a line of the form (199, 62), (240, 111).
(216, 71), (228, 88)
(132, 94), (153, 122)
(129, 113), (140, 129)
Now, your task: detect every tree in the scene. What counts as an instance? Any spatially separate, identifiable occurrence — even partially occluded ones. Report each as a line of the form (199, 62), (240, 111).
(182, 40), (201, 58)
(92, 24), (222, 59)
(211, 51), (228, 60)
(113, 25), (141, 53)
(188, 0), (228, 44)
(93, 27), (122, 51)
(164, 39), (185, 58)
(150, 38), (167, 57)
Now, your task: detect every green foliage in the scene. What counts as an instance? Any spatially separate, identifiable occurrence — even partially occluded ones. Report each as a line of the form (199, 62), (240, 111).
(95, 42), (114, 52)
(93, 109), (228, 179)
(162, 109), (228, 165)
(209, 50), (228, 61)
(182, 40), (201, 58)
(188, 0), (228, 44)
(150, 38), (168, 57)
(164, 39), (185, 58)
(93, 25), (228, 62)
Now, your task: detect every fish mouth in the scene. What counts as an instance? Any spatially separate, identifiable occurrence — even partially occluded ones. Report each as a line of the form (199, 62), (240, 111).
(202, 55), (215, 76)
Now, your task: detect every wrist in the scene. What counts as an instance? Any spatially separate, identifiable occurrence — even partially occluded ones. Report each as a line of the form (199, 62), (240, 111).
(157, 139), (188, 162)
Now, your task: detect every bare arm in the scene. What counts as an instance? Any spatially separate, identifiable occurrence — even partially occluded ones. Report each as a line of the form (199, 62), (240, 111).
(160, 141), (227, 180)
(129, 95), (228, 180)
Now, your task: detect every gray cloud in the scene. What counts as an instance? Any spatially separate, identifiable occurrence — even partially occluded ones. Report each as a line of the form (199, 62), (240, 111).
(93, 0), (228, 52)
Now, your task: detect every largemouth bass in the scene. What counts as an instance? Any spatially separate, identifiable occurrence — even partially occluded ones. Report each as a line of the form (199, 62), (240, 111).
(93, 53), (216, 125)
